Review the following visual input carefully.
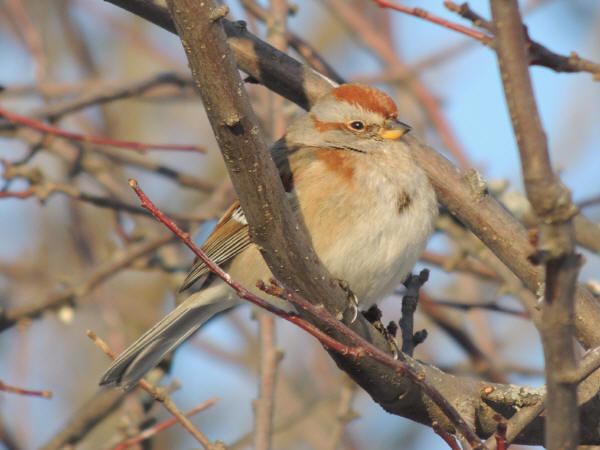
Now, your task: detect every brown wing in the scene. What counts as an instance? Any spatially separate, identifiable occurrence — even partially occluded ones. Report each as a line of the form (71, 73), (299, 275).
(179, 201), (251, 292)
(179, 139), (301, 292)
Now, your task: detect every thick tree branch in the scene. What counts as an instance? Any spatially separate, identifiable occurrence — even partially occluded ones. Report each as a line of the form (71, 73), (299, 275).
(490, 1), (579, 449)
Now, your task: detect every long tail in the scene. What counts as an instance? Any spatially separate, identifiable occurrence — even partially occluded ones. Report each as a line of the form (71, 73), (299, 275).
(100, 285), (237, 390)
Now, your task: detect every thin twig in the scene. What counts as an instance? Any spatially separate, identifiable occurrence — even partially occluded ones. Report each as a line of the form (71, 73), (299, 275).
(113, 398), (218, 450)
(445, 1), (600, 79)
(0, 380), (51, 398)
(423, 298), (526, 317)
(0, 235), (173, 332)
(420, 293), (509, 384)
(5, 0), (48, 91)
(421, 250), (500, 281)
(0, 107), (205, 152)
(252, 2), (288, 447)
(494, 422), (507, 450)
(326, 378), (358, 450)
(375, 0), (488, 41)
(240, 0), (345, 84)
(87, 330), (223, 450)
(0, 126), (215, 194)
(0, 161), (211, 223)
(253, 313), (280, 450)
(433, 421), (461, 450)
(31, 72), (193, 121)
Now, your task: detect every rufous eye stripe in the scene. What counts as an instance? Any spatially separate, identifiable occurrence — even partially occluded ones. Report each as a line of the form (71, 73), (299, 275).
(311, 115), (346, 132)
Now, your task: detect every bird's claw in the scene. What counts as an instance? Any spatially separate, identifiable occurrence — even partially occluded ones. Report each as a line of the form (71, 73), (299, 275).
(363, 305), (400, 359)
(336, 278), (359, 323)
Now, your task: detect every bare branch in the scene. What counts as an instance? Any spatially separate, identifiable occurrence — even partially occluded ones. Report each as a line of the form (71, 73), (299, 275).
(113, 398), (218, 450)
(490, 2), (579, 448)
(87, 330), (224, 450)
(30, 72), (193, 121)
(445, 1), (600, 79)
(0, 235), (173, 331)
(0, 106), (205, 152)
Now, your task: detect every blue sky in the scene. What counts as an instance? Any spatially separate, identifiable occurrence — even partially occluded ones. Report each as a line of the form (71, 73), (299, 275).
(1, 1), (599, 448)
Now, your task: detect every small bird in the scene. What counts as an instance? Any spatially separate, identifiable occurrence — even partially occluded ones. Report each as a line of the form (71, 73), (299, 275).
(100, 84), (438, 390)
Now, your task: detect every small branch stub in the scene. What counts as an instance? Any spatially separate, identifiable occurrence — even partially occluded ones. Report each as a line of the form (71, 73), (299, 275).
(209, 5), (229, 22)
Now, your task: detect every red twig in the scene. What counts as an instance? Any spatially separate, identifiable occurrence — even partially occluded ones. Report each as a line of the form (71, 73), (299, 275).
(0, 189), (34, 199)
(128, 178), (486, 450)
(374, 0), (489, 42)
(113, 398), (218, 450)
(495, 422), (507, 450)
(0, 380), (52, 398)
(0, 107), (205, 152)
(433, 421), (461, 450)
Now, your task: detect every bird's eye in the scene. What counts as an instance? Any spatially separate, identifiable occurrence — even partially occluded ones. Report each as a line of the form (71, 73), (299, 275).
(347, 120), (366, 132)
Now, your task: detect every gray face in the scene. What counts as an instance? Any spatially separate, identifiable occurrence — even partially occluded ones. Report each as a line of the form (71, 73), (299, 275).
(286, 95), (407, 155)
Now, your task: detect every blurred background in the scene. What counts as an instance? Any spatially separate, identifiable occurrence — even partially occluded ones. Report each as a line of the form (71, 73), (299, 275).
(1, 0), (599, 448)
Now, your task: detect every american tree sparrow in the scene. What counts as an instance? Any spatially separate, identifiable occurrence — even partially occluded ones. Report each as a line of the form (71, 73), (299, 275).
(101, 84), (438, 390)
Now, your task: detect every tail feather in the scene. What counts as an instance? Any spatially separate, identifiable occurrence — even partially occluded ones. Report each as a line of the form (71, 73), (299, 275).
(100, 285), (237, 390)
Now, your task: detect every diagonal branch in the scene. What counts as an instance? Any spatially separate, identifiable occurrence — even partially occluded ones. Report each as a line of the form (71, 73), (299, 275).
(0, 234), (173, 331)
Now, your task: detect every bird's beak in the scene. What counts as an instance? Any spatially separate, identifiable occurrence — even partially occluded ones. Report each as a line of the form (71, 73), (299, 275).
(377, 118), (411, 140)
